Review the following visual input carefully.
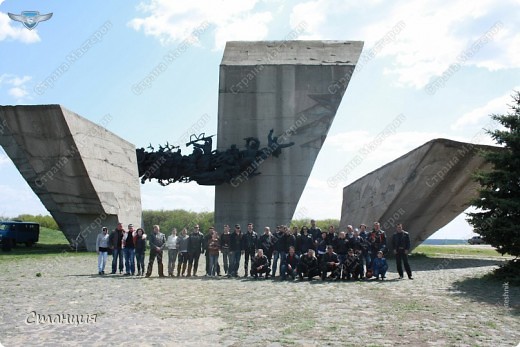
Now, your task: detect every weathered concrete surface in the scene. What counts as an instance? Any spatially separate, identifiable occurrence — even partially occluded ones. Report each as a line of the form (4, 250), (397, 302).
(215, 40), (363, 230)
(0, 105), (141, 250)
(340, 138), (502, 250)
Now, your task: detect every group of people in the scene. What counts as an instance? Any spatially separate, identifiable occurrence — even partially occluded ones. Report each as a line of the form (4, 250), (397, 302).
(95, 220), (413, 281)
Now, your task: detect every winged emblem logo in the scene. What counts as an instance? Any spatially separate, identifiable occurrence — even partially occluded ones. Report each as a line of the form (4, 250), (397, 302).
(8, 11), (53, 30)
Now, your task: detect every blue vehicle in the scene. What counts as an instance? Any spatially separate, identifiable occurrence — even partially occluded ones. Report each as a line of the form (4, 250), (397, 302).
(0, 221), (40, 250)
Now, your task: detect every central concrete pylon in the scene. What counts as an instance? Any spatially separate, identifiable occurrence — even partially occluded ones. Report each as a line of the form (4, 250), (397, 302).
(215, 40), (363, 230)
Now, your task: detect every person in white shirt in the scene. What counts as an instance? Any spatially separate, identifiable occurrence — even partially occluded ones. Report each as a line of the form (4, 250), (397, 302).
(166, 228), (178, 277)
(96, 227), (110, 275)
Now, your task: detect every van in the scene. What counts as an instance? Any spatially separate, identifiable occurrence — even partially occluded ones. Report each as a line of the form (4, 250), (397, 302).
(0, 221), (40, 250)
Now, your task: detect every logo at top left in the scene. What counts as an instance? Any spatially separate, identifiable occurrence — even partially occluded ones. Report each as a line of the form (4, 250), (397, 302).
(8, 11), (53, 30)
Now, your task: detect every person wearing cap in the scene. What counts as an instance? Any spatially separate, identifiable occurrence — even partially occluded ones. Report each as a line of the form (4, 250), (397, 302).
(145, 225), (167, 277)
(109, 223), (125, 274)
(96, 227), (110, 275)
(241, 223), (258, 277)
(392, 223), (412, 279)
(320, 245), (340, 280)
(123, 224), (136, 275)
(227, 224), (242, 278)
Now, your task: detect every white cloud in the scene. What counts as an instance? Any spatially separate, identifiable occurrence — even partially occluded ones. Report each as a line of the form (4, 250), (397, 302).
(0, 74), (32, 102)
(451, 90), (516, 130)
(128, 0), (274, 50)
(0, 11), (40, 43)
(8, 86), (28, 98)
(289, 0), (520, 89)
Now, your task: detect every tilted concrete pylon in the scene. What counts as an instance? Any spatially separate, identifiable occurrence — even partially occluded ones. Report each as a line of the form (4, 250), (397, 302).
(215, 40), (363, 230)
(339, 138), (502, 250)
(0, 105), (142, 250)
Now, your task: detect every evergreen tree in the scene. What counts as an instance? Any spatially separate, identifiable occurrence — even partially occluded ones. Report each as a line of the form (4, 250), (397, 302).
(467, 91), (520, 263)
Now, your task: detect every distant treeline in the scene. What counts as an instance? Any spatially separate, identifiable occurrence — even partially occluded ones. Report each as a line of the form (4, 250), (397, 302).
(142, 210), (340, 234)
(2, 211), (341, 235)
(1, 214), (59, 230)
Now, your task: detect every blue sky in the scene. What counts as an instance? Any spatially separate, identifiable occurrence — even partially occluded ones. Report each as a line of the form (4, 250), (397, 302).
(1, 0), (519, 239)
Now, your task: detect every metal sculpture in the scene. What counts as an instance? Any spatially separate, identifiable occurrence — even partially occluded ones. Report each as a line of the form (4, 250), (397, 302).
(136, 129), (294, 186)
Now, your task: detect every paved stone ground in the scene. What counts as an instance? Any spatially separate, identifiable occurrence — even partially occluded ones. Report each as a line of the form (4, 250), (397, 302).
(0, 252), (518, 347)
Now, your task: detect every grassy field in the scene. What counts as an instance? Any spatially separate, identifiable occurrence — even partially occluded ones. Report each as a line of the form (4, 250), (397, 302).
(0, 227), (82, 261)
(413, 244), (506, 258)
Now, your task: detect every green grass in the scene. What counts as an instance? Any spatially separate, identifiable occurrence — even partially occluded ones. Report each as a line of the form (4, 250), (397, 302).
(38, 227), (70, 244)
(413, 245), (504, 257)
(0, 227), (91, 261)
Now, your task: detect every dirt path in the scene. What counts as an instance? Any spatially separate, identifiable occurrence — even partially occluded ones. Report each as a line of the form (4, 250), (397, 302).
(0, 253), (518, 346)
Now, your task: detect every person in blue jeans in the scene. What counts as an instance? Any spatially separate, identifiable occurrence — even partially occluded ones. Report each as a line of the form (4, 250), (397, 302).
(228, 224), (242, 277)
(207, 232), (220, 277)
(372, 250), (388, 280)
(123, 224), (136, 275)
(109, 223), (124, 274)
(281, 246), (299, 280)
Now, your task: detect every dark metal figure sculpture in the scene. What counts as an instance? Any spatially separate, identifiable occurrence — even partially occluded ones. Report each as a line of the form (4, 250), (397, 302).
(136, 130), (294, 186)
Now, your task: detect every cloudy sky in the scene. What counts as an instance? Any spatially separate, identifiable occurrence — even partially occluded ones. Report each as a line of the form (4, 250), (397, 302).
(1, 0), (519, 239)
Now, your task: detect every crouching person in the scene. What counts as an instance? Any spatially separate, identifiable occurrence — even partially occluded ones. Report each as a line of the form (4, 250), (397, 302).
(372, 250), (388, 280)
(281, 246), (299, 281)
(321, 245), (340, 280)
(344, 248), (361, 280)
(250, 249), (270, 279)
(298, 249), (320, 280)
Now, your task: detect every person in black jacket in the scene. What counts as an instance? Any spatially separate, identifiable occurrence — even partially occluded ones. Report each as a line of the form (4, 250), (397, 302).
(187, 225), (204, 277)
(392, 223), (413, 279)
(290, 226), (301, 256)
(228, 224), (242, 278)
(271, 225), (287, 277)
(135, 228), (147, 276)
(281, 246), (299, 280)
(321, 245), (340, 280)
(122, 224), (136, 276)
(298, 249), (320, 280)
(220, 224), (231, 275)
(335, 231), (350, 266)
(308, 219), (321, 243)
(325, 225), (336, 247)
(109, 223), (124, 274)
(241, 223), (258, 277)
(258, 226), (274, 265)
(344, 248), (361, 280)
(250, 248), (270, 279)
(299, 226), (314, 255)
